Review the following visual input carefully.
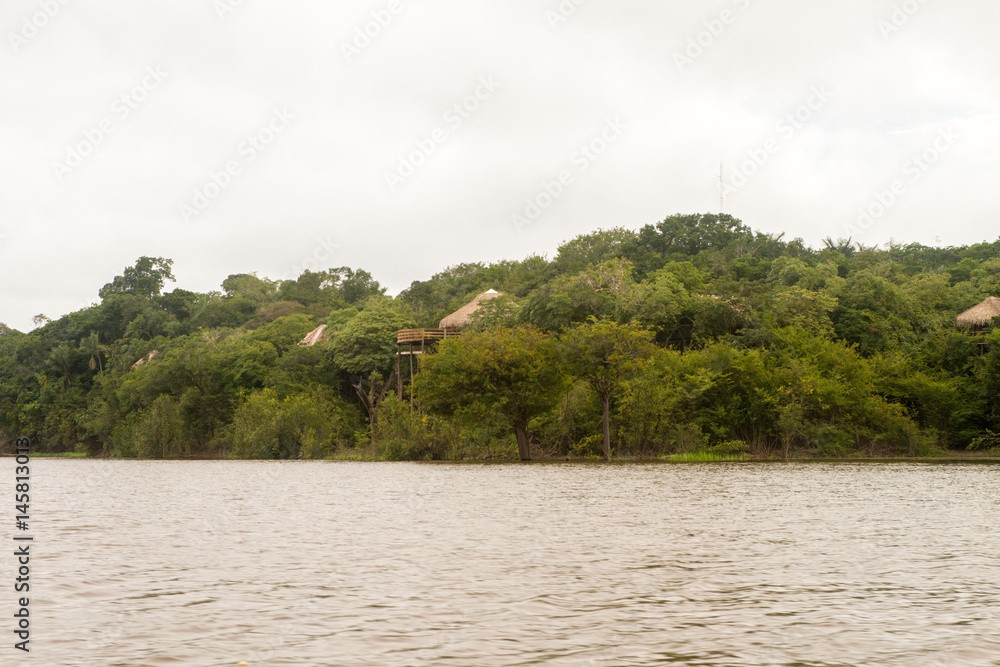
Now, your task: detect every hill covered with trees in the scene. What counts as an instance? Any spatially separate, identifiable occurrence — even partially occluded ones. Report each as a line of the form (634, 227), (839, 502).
(3, 213), (1000, 461)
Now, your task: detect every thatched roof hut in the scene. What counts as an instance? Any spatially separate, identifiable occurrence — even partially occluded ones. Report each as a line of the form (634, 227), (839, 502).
(439, 289), (502, 329)
(956, 297), (1000, 328)
(298, 324), (328, 348)
(131, 350), (157, 370)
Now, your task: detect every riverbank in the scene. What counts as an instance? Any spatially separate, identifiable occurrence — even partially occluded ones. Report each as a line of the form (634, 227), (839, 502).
(7, 451), (1000, 463)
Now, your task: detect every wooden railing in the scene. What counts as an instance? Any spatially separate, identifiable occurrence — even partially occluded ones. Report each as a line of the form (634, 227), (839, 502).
(396, 328), (462, 344)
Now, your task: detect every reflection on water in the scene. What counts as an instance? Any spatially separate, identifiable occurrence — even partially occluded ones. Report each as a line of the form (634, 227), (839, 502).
(22, 461), (1000, 665)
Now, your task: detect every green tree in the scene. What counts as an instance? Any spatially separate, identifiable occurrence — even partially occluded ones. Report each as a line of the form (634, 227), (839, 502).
(521, 259), (634, 331)
(99, 257), (176, 300)
(560, 319), (656, 460)
(329, 300), (413, 430)
(79, 332), (105, 374)
(553, 227), (637, 275)
(772, 287), (837, 336)
(47, 344), (77, 389)
(419, 326), (567, 460)
(221, 273), (279, 305)
(618, 267), (694, 345)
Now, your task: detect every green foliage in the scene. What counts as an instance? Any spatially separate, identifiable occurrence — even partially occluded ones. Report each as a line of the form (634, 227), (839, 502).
(709, 439), (749, 457)
(560, 319), (656, 459)
(329, 299), (412, 376)
(967, 430), (1000, 453)
(521, 259), (634, 331)
(99, 257), (175, 300)
(772, 287), (837, 336)
(618, 268), (693, 344)
(5, 214), (1000, 461)
(222, 273), (279, 305)
(328, 299), (414, 429)
(110, 394), (187, 459)
(246, 314), (317, 355)
(665, 451), (747, 462)
(419, 326), (568, 460)
(553, 227), (637, 275)
(466, 294), (519, 331)
(226, 389), (356, 459)
(372, 394), (451, 461)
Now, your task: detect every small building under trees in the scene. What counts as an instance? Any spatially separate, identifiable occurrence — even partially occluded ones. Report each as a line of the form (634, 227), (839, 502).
(395, 289), (503, 403)
(956, 297), (1000, 354)
(956, 297), (1000, 333)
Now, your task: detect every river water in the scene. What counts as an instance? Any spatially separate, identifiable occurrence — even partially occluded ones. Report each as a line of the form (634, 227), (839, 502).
(14, 460), (1000, 666)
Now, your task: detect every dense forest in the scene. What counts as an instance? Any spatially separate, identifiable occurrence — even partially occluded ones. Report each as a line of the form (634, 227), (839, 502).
(3, 213), (1000, 461)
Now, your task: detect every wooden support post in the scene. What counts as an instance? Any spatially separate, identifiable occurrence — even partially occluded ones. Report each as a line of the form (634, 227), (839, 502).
(396, 344), (402, 400)
(409, 348), (415, 413)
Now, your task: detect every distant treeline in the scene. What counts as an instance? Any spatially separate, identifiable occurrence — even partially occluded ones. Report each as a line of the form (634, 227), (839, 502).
(3, 213), (1000, 461)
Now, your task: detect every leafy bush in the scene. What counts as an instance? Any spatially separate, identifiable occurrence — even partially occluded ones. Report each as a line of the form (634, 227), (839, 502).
(709, 439), (749, 457)
(373, 394), (451, 461)
(226, 389), (355, 459)
(109, 395), (187, 459)
(569, 434), (603, 459)
(967, 430), (1000, 454)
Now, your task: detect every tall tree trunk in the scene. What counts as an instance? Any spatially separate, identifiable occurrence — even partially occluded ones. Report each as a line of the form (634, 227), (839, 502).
(353, 371), (397, 433)
(601, 391), (611, 462)
(514, 423), (532, 461)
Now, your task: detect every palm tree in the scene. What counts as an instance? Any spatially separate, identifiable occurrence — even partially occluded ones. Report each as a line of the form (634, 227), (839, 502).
(821, 236), (857, 258)
(79, 332), (105, 374)
(48, 344), (77, 389)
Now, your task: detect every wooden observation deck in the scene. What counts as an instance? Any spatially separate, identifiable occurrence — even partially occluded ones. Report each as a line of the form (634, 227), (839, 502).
(395, 290), (500, 407)
(395, 328), (461, 404)
(396, 328), (461, 347)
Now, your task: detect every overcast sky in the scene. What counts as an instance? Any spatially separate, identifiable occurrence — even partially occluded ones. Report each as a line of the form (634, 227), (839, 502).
(2, 0), (998, 332)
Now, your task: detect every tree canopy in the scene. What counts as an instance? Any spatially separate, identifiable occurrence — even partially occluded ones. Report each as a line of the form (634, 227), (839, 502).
(3, 214), (1000, 462)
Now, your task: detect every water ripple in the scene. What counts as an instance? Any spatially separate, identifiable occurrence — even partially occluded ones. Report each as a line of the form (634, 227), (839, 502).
(20, 460), (1000, 666)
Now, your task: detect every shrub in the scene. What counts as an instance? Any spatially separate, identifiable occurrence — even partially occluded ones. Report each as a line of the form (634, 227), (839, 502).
(373, 394), (451, 461)
(110, 395), (187, 459)
(710, 439), (749, 457)
(228, 389), (355, 459)
(967, 430), (1000, 454)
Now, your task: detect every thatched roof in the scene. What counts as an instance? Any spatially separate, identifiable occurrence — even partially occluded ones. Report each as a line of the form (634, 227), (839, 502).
(439, 289), (502, 329)
(956, 297), (1000, 328)
(131, 350), (157, 370)
(298, 324), (328, 348)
